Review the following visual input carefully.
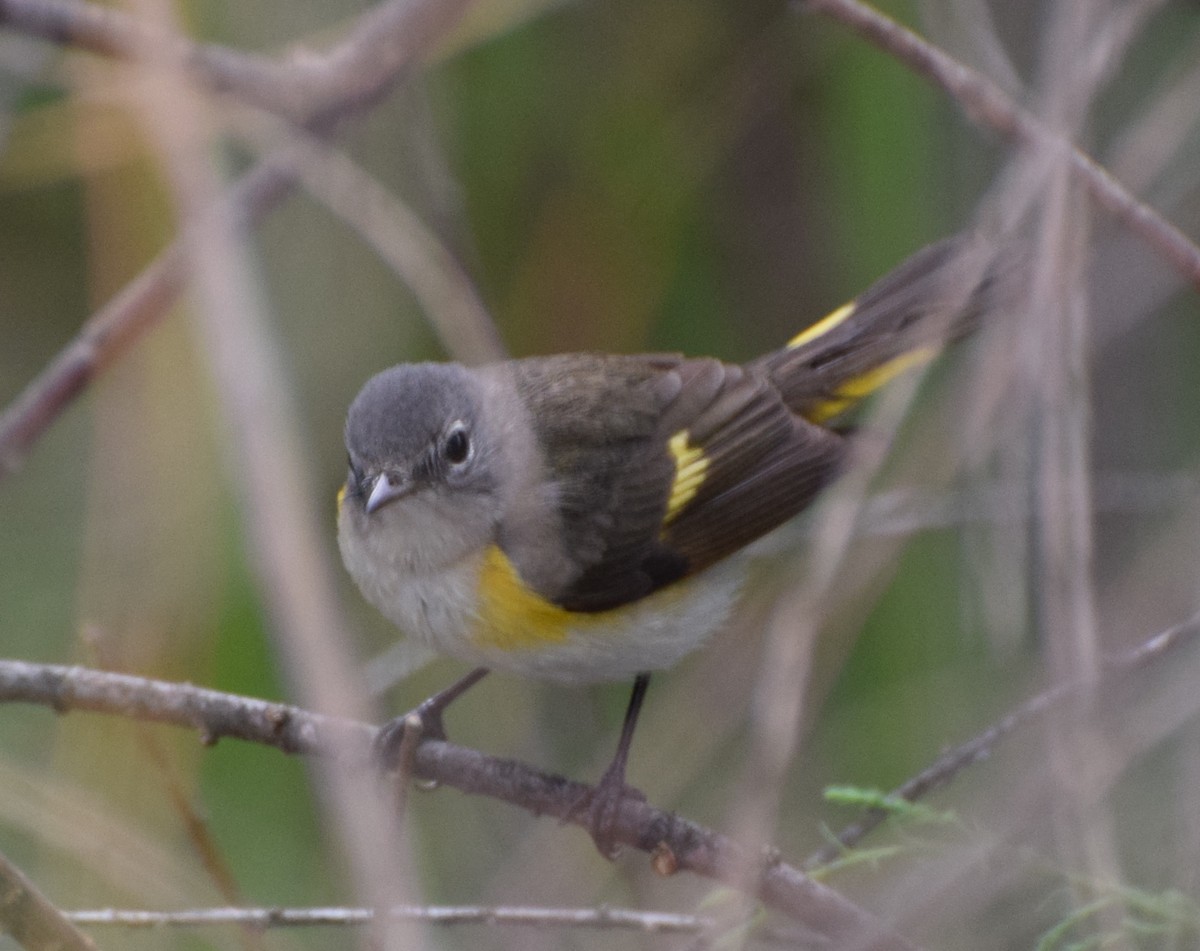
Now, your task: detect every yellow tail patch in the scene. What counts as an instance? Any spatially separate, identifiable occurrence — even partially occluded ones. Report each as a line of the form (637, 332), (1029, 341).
(806, 346), (938, 423)
(787, 300), (857, 350)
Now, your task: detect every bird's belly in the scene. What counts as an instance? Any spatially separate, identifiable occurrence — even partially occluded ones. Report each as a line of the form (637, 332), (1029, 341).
(367, 545), (746, 686)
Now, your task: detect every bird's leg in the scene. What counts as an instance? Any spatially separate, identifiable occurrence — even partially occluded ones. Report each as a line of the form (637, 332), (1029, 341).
(579, 672), (651, 857)
(374, 666), (490, 770)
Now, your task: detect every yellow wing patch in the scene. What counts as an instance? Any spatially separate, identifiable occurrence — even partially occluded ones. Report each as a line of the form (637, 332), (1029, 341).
(663, 430), (709, 527)
(805, 346), (938, 423)
(787, 300), (857, 350)
(473, 545), (577, 649)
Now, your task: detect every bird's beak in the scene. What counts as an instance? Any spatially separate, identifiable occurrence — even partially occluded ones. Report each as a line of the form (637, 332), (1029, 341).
(365, 472), (410, 514)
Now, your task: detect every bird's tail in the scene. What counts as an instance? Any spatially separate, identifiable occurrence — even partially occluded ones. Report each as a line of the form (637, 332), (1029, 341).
(751, 233), (1008, 423)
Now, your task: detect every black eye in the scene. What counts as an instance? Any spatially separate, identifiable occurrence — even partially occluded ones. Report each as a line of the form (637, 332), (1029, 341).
(442, 422), (471, 466)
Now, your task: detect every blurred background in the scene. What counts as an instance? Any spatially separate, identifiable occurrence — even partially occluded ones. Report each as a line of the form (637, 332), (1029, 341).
(3, 0), (1200, 947)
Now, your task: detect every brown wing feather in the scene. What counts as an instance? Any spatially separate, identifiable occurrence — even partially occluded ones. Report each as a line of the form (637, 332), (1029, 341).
(508, 354), (847, 612)
(656, 365), (848, 572)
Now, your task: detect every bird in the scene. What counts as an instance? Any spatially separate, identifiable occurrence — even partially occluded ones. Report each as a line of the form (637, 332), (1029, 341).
(337, 232), (1002, 855)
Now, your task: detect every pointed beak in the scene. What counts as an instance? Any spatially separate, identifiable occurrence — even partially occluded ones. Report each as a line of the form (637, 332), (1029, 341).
(365, 471), (410, 514)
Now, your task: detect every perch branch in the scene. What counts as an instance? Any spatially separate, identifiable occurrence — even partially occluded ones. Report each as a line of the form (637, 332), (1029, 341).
(0, 659), (917, 951)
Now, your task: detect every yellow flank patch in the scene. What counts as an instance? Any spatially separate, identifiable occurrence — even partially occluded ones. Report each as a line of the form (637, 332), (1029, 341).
(787, 300), (857, 350)
(806, 346), (938, 423)
(336, 484), (347, 509)
(663, 430), (709, 526)
(473, 545), (577, 649)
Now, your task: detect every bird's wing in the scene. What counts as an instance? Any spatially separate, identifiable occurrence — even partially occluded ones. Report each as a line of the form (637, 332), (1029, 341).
(508, 353), (847, 612)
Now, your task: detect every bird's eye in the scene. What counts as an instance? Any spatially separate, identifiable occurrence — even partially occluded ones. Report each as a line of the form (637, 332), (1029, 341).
(442, 422), (471, 466)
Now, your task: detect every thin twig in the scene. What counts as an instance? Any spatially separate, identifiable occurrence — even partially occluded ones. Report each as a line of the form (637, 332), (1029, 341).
(0, 0), (465, 123)
(0, 848), (97, 951)
(226, 112), (505, 363)
(0, 0), (308, 120)
(0, 148), (293, 475)
(81, 626), (259, 949)
(0, 660), (918, 951)
(66, 903), (712, 932)
(802, 0), (1200, 292)
(0, 0), (477, 478)
(803, 610), (1200, 870)
(65, 903), (820, 947)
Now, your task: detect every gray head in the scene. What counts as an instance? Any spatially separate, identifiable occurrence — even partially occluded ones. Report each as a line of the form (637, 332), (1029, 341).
(342, 363), (496, 515)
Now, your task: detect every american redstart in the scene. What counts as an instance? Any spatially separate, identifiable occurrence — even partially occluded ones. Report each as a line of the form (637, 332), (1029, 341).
(338, 232), (1001, 853)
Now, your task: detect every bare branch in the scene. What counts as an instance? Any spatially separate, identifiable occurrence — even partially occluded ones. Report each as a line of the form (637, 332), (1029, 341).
(64, 902), (823, 947)
(804, 610), (1200, 870)
(0, 0), (477, 478)
(0, 152), (289, 476)
(0, 659), (366, 753)
(11, 609), (1194, 944)
(802, 0), (1200, 292)
(70, 902), (835, 947)
(0, 848), (97, 951)
(0, 659), (918, 951)
(226, 114), (505, 362)
(0, 0), (466, 123)
(0, 0), (306, 119)
(67, 903), (714, 933)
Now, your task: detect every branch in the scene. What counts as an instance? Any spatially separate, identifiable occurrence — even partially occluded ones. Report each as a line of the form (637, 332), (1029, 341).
(226, 114), (505, 363)
(65, 903), (826, 947)
(804, 609), (1200, 870)
(0, 848), (97, 951)
(66, 903), (711, 934)
(0, 0), (462, 123)
(0, 154), (287, 476)
(0, 660), (918, 951)
(0, 0), (478, 478)
(8, 611), (1196, 944)
(803, 0), (1200, 293)
(0, 0), (307, 121)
